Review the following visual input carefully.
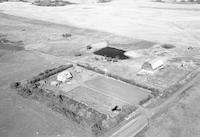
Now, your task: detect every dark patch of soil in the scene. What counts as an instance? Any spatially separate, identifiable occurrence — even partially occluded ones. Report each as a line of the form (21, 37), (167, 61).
(94, 47), (129, 60)
(161, 44), (175, 49)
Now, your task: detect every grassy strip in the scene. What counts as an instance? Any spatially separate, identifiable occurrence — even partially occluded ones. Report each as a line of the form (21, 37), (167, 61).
(161, 68), (200, 98)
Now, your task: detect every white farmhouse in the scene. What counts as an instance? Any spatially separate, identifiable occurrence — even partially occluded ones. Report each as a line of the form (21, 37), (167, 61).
(57, 70), (73, 83)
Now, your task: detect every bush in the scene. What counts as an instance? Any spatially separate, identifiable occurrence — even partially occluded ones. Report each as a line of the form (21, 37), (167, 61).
(28, 64), (73, 84)
(10, 82), (21, 89)
(139, 95), (153, 106)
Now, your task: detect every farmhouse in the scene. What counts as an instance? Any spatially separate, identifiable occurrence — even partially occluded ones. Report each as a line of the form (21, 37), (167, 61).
(57, 70), (73, 83)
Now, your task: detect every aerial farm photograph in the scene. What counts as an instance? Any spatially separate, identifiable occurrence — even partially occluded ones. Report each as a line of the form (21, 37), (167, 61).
(0, 0), (200, 137)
